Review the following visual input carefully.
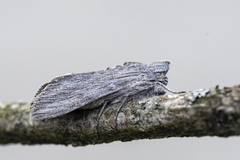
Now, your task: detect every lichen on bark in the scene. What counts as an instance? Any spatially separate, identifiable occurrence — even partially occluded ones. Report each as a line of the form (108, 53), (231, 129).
(1, 84), (240, 147)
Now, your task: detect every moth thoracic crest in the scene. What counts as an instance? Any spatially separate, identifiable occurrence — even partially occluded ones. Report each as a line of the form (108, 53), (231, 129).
(31, 61), (184, 132)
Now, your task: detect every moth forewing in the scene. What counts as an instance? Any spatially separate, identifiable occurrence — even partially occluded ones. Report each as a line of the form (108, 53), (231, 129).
(30, 61), (184, 132)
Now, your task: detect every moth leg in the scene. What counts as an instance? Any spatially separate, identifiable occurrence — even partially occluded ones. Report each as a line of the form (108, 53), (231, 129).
(115, 97), (128, 132)
(157, 82), (186, 94)
(95, 101), (108, 136)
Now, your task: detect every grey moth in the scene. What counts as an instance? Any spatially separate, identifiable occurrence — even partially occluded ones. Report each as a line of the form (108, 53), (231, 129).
(31, 61), (184, 131)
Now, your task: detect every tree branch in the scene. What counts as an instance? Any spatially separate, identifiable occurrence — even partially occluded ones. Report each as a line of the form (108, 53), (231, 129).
(1, 84), (240, 147)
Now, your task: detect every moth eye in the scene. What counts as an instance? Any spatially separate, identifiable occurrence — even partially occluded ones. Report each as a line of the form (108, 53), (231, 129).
(141, 74), (145, 77)
(106, 67), (111, 70)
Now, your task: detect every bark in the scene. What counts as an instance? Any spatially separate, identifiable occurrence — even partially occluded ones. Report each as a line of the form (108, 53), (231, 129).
(1, 84), (240, 147)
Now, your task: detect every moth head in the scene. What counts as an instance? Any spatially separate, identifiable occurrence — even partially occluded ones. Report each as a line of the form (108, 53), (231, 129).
(148, 61), (170, 85)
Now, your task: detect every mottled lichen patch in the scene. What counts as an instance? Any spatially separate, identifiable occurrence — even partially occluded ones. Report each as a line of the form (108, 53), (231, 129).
(188, 88), (210, 104)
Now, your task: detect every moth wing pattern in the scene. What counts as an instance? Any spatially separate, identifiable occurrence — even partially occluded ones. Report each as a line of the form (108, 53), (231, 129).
(31, 62), (152, 120)
(31, 72), (99, 119)
(31, 61), (171, 120)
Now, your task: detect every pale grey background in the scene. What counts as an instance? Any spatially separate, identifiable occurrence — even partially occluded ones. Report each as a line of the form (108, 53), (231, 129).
(1, 1), (240, 160)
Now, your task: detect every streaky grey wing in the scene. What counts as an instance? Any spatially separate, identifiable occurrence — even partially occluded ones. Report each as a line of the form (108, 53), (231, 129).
(34, 70), (105, 97)
(33, 61), (145, 97)
(31, 70), (107, 119)
(30, 71), (150, 120)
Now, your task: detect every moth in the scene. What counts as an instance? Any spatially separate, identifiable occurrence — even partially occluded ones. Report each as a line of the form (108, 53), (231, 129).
(31, 61), (184, 132)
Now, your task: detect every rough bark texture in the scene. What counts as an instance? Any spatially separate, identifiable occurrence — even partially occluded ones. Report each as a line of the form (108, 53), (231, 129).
(1, 84), (240, 147)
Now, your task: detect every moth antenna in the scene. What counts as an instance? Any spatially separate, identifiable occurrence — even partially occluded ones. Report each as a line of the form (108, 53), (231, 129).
(115, 97), (128, 132)
(157, 82), (186, 94)
(95, 101), (108, 137)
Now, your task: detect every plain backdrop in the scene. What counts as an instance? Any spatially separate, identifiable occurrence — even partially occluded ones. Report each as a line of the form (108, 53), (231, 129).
(1, 1), (240, 160)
